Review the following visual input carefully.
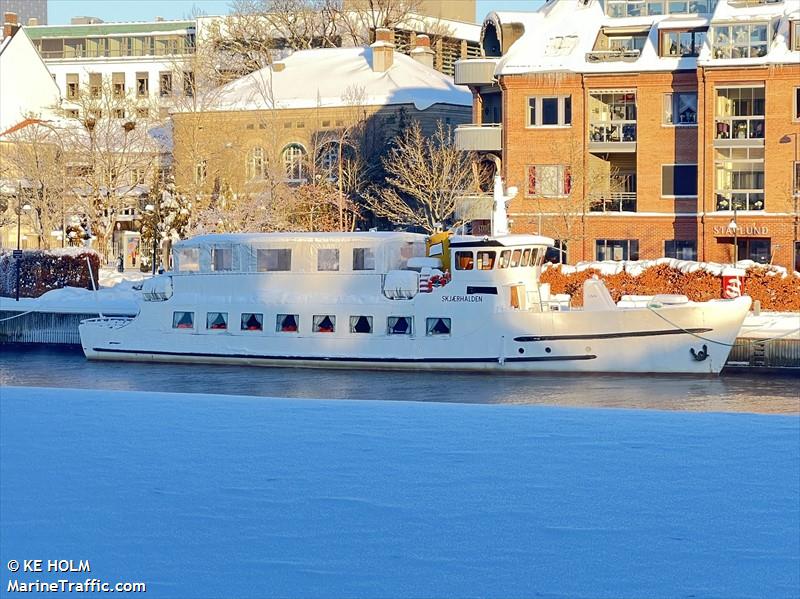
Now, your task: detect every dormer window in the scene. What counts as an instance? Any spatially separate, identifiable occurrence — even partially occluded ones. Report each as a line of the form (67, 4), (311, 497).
(660, 29), (706, 57)
(711, 23), (769, 59)
(791, 21), (800, 51)
(606, 1), (716, 17)
(588, 28), (649, 62)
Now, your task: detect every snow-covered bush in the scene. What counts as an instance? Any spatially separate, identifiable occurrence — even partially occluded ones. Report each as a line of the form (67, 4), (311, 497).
(0, 248), (100, 298)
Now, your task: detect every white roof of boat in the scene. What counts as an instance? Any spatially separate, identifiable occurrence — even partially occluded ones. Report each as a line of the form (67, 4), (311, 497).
(175, 231), (426, 247)
(450, 234), (554, 247)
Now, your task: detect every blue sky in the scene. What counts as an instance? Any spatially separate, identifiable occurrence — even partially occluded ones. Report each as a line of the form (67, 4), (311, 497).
(48, 0), (543, 25)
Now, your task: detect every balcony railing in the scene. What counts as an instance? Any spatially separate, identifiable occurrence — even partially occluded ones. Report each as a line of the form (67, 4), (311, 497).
(585, 49), (641, 63)
(455, 124), (502, 152)
(588, 192), (637, 212)
(39, 46), (196, 60)
(588, 122), (637, 152)
(714, 117), (765, 145)
(454, 58), (499, 87)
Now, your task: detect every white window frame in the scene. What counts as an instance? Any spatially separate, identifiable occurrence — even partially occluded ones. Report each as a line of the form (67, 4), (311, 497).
(660, 163), (698, 198)
(526, 96), (572, 128)
(711, 22), (769, 60)
(525, 164), (572, 198)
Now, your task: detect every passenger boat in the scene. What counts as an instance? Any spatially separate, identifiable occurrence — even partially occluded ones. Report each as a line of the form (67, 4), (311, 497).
(80, 179), (751, 374)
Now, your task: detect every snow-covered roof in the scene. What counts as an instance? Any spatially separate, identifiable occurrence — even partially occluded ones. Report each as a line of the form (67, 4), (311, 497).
(195, 47), (472, 113)
(493, 0), (798, 77)
(176, 231), (426, 248)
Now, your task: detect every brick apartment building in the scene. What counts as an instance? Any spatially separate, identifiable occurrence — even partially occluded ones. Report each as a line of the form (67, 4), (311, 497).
(454, 0), (800, 272)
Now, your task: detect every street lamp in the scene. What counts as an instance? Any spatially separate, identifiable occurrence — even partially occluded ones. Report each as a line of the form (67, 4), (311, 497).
(15, 185), (32, 301)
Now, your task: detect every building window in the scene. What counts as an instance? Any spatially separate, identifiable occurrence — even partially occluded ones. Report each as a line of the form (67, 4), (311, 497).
(794, 161), (800, 197)
(66, 109), (79, 119)
(257, 248), (292, 272)
(661, 164), (697, 197)
(136, 107), (149, 119)
(596, 239), (639, 261)
(663, 92), (697, 125)
(665, 240), (697, 260)
(313, 315), (336, 333)
(112, 72), (125, 97)
(737, 238), (771, 264)
(606, 1), (716, 17)
(247, 146), (265, 180)
(136, 72), (149, 97)
(282, 143), (307, 182)
(795, 241), (800, 274)
(66, 73), (79, 99)
(89, 73), (101, 98)
(241, 313), (264, 331)
(207, 312), (228, 330)
(715, 147), (764, 210)
(350, 315), (373, 334)
(172, 311), (194, 329)
(712, 23), (769, 59)
(352, 247), (375, 271)
(318, 142), (339, 176)
(661, 29), (706, 57)
(194, 160), (207, 185)
(589, 91), (637, 143)
(455, 251), (474, 270)
(526, 165), (572, 197)
(387, 316), (412, 335)
(113, 108), (125, 119)
(792, 21), (800, 52)
(426, 318), (451, 336)
(183, 71), (195, 97)
(159, 72), (172, 97)
(794, 87), (800, 121)
(527, 96), (571, 127)
(715, 87), (764, 141)
(277, 314), (299, 332)
(317, 248), (340, 271)
(545, 240), (568, 264)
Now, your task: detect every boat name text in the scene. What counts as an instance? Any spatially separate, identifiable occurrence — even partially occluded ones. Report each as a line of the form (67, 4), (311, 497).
(441, 295), (483, 303)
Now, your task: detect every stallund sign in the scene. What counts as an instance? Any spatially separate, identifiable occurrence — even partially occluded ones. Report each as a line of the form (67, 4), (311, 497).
(713, 224), (769, 236)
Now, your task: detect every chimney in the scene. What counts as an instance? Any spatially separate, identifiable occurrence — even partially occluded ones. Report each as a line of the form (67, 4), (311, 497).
(3, 12), (20, 38)
(370, 27), (394, 73)
(27, 17), (38, 26)
(411, 34), (435, 70)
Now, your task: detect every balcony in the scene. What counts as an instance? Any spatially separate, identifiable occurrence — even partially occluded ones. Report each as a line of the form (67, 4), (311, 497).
(454, 58), (499, 87)
(588, 191), (637, 212)
(588, 123), (637, 152)
(585, 49), (641, 63)
(455, 194), (493, 221)
(455, 124), (502, 152)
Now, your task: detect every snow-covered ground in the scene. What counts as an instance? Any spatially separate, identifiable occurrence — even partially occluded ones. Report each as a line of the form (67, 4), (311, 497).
(1, 386), (798, 598)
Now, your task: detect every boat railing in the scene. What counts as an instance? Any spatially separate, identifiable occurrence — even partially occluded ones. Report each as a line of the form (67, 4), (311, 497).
(80, 317), (135, 329)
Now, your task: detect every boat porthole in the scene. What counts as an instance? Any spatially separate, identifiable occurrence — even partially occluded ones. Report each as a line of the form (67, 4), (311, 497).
(585, 346), (592, 353)
(518, 348), (525, 354)
(545, 347), (551, 353)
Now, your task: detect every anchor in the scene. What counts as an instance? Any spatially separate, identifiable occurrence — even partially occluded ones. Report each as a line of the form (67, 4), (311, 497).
(690, 344), (709, 362)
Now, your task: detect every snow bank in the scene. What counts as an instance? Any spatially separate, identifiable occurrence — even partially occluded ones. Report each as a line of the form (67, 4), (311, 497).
(1, 387), (798, 599)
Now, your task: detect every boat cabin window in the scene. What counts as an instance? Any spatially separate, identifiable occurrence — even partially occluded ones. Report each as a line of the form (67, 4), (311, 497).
(521, 249), (531, 267)
(172, 311), (194, 329)
(257, 248), (292, 272)
(241, 313), (263, 331)
(455, 251), (474, 270)
(353, 247), (375, 271)
(175, 248), (199, 272)
(426, 317), (451, 336)
(211, 247), (233, 271)
(497, 250), (510, 268)
(388, 316), (412, 335)
(207, 312), (228, 330)
(313, 315), (336, 333)
(511, 249), (522, 268)
(477, 251), (495, 270)
(318, 248), (340, 271)
(277, 313), (299, 332)
(350, 315), (373, 334)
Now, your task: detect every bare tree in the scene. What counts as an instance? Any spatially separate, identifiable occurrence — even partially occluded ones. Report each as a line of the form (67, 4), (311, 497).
(364, 121), (480, 233)
(335, 0), (424, 45)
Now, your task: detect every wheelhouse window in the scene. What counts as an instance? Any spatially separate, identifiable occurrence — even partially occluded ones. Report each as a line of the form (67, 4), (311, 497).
(521, 248), (531, 267)
(175, 248), (199, 272)
(388, 316), (412, 335)
(426, 318), (451, 336)
(476, 251), (495, 270)
(352, 247), (375, 271)
(257, 248), (292, 272)
(277, 314), (299, 332)
(498, 250), (511, 269)
(207, 312), (228, 330)
(313, 315), (336, 333)
(527, 96), (572, 127)
(712, 23), (769, 59)
(317, 248), (340, 271)
(172, 311), (194, 329)
(661, 29), (706, 57)
(596, 239), (639, 261)
(454, 251), (474, 270)
(663, 92), (697, 125)
(665, 240), (697, 260)
(510, 249), (522, 267)
(211, 247), (233, 271)
(661, 164), (698, 197)
(526, 165), (572, 197)
(241, 313), (263, 331)
(715, 87), (764, 141)
(714, 147), (765, 210)
(350, 315), (373, 334)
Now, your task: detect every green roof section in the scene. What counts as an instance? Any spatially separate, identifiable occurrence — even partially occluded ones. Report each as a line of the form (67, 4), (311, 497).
(25, 21), (195, 39)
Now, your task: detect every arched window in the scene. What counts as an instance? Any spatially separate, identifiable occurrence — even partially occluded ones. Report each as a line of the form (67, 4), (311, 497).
(318, 142), (338, 174)
(247, 146), (265, 180)
(282, 143), (307, 183)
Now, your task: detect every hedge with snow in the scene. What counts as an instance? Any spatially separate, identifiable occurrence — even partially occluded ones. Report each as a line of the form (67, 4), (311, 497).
(0, 249), (100, 298)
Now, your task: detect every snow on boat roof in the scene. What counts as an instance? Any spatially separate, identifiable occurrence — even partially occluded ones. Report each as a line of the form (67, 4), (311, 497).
(196, 47), (472, 113)
(450, 234), (554, 247)
(175, 231), (426, 248)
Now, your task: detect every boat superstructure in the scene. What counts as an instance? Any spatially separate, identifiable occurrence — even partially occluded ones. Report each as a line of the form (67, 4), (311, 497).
(80, 226), (750, 375)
